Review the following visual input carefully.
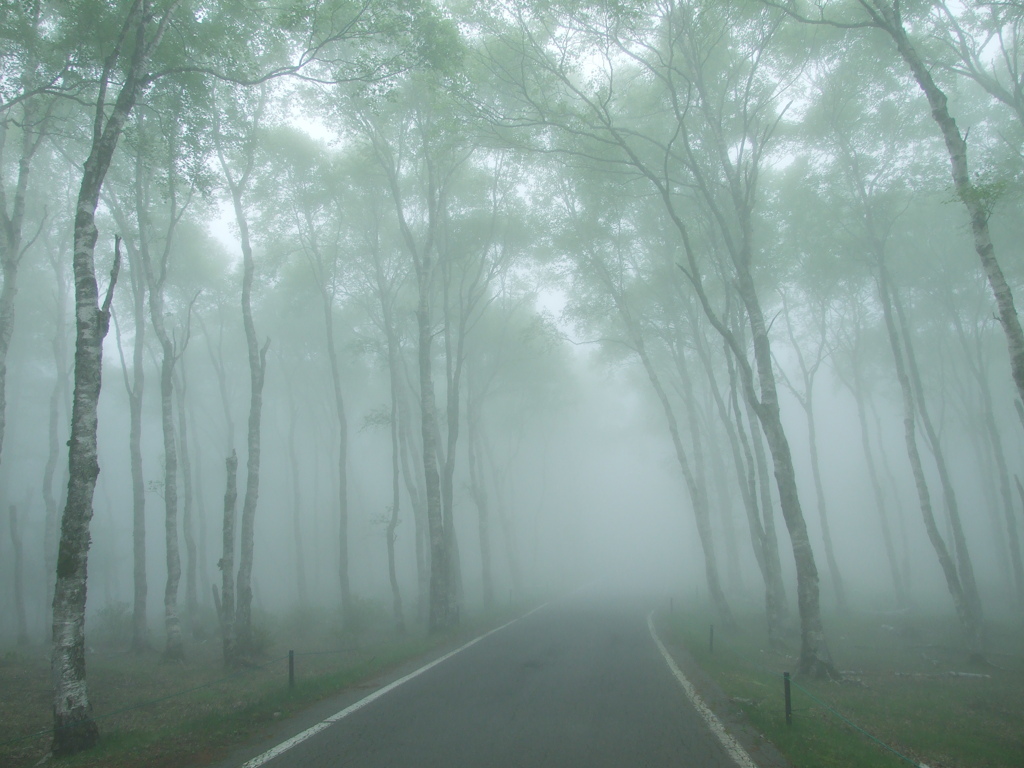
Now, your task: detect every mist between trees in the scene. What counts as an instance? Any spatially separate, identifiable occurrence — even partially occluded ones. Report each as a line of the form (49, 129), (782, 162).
(0, 0), (1023, 755)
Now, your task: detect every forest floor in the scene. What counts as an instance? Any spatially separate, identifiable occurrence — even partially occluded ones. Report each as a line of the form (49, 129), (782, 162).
(661, 600), (1024, 768)
(0, 601), (519, 768)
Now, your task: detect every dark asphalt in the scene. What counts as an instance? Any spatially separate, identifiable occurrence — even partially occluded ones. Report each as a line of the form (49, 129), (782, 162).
(224, 595), (754, 768)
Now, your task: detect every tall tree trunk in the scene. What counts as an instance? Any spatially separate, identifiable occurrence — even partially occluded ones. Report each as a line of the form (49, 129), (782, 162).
(52, 15), (182, 751)
(42, 250), (70, 641)
(726, 341), (788, 641)
(779, 301), (848, 612)
(734, 264), (832, 676)
(949, 304), (1024, 609)
(284, 374), (308, 607)
(848, 362), (908, 607)
(876, 265), (981, 655)
(175, 363), (198, 638)
(233, 182), (268, 657)
(157, 343), (182, 659)
(671, 338), (735, 629)
(52, 225), (122, 754)
(217, 451), (238, 667)
(397, 381), (429, 623)
(890, 280), (984, 636)
(319, 290), (351, 628)
(869, 1), (1024, 411)
(626, 328), (731, 628)
(466, 380), (494, 608)
(693, 316), (780, 629)
(9, 504), (28, 646)
(387, 343), (405, 633)
(0, 62), (44, 480)
(126, 249), (148, 651)
(419, 287), (451, 633)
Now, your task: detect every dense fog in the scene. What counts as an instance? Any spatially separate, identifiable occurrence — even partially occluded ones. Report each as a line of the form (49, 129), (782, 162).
(1, 1), (1024, 753)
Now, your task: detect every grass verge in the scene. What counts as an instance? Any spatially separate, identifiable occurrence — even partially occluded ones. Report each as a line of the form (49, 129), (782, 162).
(658, 603), (1024, 768)
(0, 603), (527, 768)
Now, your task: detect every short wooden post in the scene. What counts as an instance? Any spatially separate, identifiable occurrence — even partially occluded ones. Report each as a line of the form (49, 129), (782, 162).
(784, 672), (792, 725)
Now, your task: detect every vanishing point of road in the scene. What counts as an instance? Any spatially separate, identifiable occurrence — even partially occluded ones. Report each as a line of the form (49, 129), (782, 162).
(217, 591), (776, 768)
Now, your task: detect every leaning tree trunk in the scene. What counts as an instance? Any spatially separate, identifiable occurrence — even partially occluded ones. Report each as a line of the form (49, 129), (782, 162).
(731, 262), (834, 678)
(890, 284), (983, 631)
(693, 315), (783, 638)
(874, 2), (1024, 410)
(849, 363), (908, 607)
(876, 265), (981, 655)
(632, 331), (734, 630)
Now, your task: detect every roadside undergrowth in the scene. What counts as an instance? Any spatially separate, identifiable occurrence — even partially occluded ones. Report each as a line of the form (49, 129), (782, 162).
(660, 601), (1024, 768)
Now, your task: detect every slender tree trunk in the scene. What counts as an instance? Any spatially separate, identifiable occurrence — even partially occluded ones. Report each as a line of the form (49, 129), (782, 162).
(126, 252), (148, 651)
(157, 345), (182, 658)
(872, 1), (1024, 410)
(42, 253), (70, 641)
(284, 375), (308, 606)
(175, 363), (198, 638)
(626, 328), (732, 628)
(0, 84), (42, 481)
(189, 406), (210, 624)
(9, 504), (28, 645)
(876, 265), (981, 654)
(52, 225), (122, 753)
(466, 381), (494, 608)
(233, 181), (268, 657)
(419, 287), (451, 633)
(804, 389), (847, 610)
(848, 367), (908, 607)
(950, 306), (1024, 609)
(727, 343), (788, 641)
(890, 280), (984, 636)
(397, 381), (429, 623)
(387, 343), (405, 632)
(732, 263), (833, 677)
(320, 291), (351, 628)
(671, 341), (735, 629)
(217, 451), (238, 667)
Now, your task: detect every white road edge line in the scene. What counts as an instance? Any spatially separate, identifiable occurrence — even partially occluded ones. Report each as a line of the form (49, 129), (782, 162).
(240, 603), (549, 768)
(647, 611), (760, 768)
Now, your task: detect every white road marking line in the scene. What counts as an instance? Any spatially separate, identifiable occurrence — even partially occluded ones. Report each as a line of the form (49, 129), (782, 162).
(240, 603), (549, 768)
(647, 611), (760, 768)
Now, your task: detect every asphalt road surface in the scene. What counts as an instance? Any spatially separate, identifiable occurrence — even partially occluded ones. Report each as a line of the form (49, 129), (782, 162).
(221, 594), (760, 768)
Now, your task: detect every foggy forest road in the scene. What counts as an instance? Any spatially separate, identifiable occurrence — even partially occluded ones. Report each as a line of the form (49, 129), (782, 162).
(218, 594), (763, 768)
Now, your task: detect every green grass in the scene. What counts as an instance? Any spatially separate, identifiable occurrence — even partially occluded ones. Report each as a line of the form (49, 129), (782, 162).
(659, 603), (1024, 768)
(1, 603), (530, 768)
